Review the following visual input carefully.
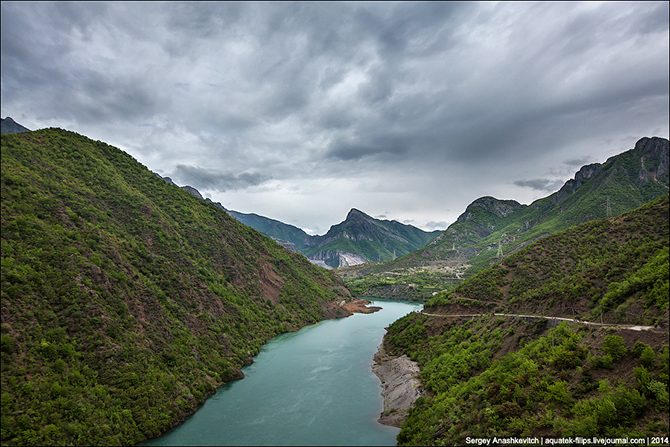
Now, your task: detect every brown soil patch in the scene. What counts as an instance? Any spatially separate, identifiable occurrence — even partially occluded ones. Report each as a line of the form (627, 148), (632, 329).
(321, 301), (352, 319)
(342, 298), (382, 314)
(258, 261), (284, 304)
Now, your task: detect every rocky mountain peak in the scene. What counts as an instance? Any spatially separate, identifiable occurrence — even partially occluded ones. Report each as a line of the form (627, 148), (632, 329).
(1, 116), (31, 134)
(634, 136), (669, 155)
(460, 196), (523, 221)
(555, 162), (603, 200)
(634, 137), (669, 184)
(160, 176), (176, 185)
(181, 185), (204, 200)
(346, 208), (370, 220)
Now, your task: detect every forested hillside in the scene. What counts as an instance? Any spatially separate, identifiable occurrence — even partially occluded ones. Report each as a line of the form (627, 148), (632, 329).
(0, 128), (352, 446)
(384, 198), (669, 445)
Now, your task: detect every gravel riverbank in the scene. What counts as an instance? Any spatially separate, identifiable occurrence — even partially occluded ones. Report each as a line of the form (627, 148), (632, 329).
(371, 343), (422, 427)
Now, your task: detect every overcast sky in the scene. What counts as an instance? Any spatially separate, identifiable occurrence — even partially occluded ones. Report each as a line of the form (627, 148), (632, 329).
(2, 2), (668, 234)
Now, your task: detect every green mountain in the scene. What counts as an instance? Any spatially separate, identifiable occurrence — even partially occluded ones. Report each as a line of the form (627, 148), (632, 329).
(165, 186), (441, 269)
(349, 137), (669, 299)
(1, 117), (30, 135)
(384, 197), (669, 444)
(0, 128), (352, 446)
(227, 210), (312, 252)
(304, 208), (441, 268)
(151, 181), (314, 252)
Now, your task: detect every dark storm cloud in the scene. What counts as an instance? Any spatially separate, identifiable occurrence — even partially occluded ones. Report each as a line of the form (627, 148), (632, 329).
(173, 165), (270, 192)
(1, 2), (165, 124)
(327, 138), (410, 161)
(564, 157), (593, 167)
(513, 179), (566, 192)
(1, 1), (668, 230)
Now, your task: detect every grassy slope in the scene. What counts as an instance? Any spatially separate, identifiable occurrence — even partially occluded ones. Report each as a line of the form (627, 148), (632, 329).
(384, 198), (669, 445)
(0, 129), (351, 446)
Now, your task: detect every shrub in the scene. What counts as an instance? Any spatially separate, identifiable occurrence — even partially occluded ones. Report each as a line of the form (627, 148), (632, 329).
(640, 346), (656, 367)
(602, 335), (627, 361)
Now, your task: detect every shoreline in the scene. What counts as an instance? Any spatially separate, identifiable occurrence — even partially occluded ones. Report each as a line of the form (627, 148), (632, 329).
(340, 298), (382, 314)
(142, 298), (359, 445)
(371, 342), (422, 428)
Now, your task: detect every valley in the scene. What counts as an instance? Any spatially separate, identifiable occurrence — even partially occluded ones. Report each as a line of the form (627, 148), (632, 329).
(143, 300), (422, 446)
(2, 3), (669, 446)
(168, 185), (442, 269)
(1, 121), (668, 446)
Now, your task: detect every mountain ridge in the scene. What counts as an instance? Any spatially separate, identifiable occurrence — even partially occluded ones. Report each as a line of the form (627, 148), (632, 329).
(1, 117), (31, 134)
(347, 136), (669, 299)
(304, 207), (441, 267)
(157, 180), (441, 268)
(227, 210), (312, 252)
(424, 136), (669, 269)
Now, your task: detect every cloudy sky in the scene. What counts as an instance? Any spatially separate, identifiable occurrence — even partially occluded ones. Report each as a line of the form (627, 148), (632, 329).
(2, 2), (668, 234)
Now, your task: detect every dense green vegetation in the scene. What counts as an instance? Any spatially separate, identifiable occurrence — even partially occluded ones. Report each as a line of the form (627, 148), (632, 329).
(428, 197), (669, 326)
(386, 315), (669, 445)
(342, 268), (460, 301)
(355, 137), (669, 298)
(0, 129), (352, 446)
(383, 197), (669, 444)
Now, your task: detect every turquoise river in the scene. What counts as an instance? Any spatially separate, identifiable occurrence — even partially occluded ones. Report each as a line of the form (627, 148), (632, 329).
(144, 300), (422, 446)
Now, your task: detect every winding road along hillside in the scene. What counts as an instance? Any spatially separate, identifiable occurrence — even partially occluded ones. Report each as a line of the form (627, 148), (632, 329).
(421, 311), (659, 332)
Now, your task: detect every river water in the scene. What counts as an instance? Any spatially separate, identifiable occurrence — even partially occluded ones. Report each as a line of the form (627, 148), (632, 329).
(144, 300), (422, 446)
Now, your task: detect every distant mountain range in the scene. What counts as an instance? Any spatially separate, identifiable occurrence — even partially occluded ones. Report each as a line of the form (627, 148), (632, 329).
(349, 136), (670, 298)
(303, 208), (440, 267)
(162, 179), (441, 268)
(1, 116), (30, 134)
(227, 210), (313, 252)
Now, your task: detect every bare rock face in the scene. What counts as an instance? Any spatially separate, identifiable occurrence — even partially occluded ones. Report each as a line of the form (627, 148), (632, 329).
(181, 185), (204, 200)
(556, 162), (604, 200)
(306, 250), (367, 268)
(635, 137), (669, 184)
(338, 252), (367, 267)
(372, 343), (422, 427)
